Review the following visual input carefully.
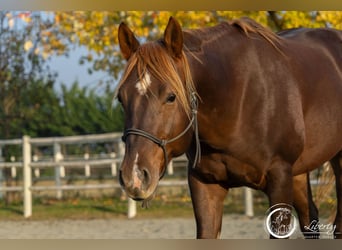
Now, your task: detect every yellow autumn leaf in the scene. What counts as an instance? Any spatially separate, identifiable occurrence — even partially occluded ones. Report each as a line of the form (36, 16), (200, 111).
(8, 18), (14, 28)
(24, 40), (33, 51)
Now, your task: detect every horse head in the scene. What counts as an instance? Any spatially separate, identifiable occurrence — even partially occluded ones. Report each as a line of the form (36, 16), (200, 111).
(116, 17), (198, 202)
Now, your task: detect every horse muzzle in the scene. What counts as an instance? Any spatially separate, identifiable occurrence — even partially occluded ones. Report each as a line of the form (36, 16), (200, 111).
(119, 163), (158, 201)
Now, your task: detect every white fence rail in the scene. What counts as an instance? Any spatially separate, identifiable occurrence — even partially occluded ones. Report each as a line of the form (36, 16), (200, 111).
(0, 133), (254, 219)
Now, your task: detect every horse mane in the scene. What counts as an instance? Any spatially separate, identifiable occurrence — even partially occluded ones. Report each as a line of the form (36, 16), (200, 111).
(230, 17), (283, 53)
(116, 41), (196, 117)
(115, 17), (283, 110)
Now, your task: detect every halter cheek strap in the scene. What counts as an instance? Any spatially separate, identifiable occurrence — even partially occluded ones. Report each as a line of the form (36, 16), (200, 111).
(122, 92), (201, 178)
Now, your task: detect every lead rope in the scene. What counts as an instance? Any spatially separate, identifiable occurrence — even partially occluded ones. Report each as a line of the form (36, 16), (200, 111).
(190, 92), (201, 168)
(158, 92), (200, 178)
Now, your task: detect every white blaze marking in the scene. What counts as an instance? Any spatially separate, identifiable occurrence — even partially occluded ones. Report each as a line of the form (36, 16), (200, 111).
(133, 153), (139, 168)
(132, 153), (142, 188)
(135, 71), (151, 95)
(132, 153), (139, 178)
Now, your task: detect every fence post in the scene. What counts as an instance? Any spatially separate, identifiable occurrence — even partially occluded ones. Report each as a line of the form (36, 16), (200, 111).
(10, 156), (16, 178)
(127, 198), (137, 219)
(112, 141), (125, 177)
(84, 153), (90, 177)
(110, 152), (117, 176)
(117, 141), (125, 156)
(23, 135), (32, 218)
(244, 187), (254, 217)
(53, 142), (63, 199)
(116, 141), (137, 218)
(32, 155), (40, 178)
(167, 160), (174, 175)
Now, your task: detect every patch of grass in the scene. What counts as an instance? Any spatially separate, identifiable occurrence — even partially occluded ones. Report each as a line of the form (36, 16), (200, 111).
(135, 201), (194, 218)
(0, 195), (195, 220)
(0, 197), (123, 220)
(32, 197), (128, 220)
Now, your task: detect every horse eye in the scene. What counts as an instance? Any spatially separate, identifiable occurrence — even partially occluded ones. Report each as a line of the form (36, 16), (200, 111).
(166, 93), (176, 103)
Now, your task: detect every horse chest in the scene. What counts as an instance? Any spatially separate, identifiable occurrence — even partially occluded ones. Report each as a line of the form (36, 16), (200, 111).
(193, 152), (267, 190)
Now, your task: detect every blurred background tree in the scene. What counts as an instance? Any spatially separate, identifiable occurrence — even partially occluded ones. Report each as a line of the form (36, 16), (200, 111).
(1, 10), (342, 139)
(0, 12), (57, 140)
(0, 11), (58, 203)
(0, 11), (125, 140)
(52, 11), (342, 86)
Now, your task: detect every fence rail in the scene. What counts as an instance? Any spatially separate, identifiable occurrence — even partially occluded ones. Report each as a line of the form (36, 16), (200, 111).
(0, 133), (254, 219)
(0, 133), (195, 218)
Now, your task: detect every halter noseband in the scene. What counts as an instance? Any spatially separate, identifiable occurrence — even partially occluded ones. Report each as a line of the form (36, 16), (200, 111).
(121, 92), (201, 178)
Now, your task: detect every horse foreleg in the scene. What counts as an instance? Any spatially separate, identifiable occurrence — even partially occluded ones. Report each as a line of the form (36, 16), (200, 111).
(265, 161), (294, 239)
(331, 151), (342, 239)
(188, 173), (228, 239)
(293, 173), (319, 239)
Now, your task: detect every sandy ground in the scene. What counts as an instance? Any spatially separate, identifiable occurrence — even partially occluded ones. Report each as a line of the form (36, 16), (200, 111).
(0, 214), (305, 239)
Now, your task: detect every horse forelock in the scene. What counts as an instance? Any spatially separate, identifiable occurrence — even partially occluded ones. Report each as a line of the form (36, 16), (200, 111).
(116, 41), (196, 116)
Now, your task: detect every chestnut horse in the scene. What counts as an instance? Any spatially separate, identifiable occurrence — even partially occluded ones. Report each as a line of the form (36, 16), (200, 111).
(116, 17), (342, 238)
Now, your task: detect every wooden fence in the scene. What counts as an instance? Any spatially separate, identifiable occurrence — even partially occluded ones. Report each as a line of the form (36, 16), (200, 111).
(0, 133), (254, 219)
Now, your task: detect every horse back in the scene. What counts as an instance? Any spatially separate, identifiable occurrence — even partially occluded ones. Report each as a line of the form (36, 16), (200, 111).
(279, 27), (342, 67)
(279, 28), (342, 174)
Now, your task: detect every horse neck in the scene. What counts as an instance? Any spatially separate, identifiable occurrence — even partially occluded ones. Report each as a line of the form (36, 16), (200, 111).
(185, 29), (277, 146)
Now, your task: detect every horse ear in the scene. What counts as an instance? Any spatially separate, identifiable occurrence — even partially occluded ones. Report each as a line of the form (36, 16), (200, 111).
(118, 22), (140, 60)
(163, 17), (183, 58)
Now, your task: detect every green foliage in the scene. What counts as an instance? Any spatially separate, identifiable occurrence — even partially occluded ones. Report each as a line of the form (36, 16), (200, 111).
(0, 11), (57, 139)
(5, 80), (123, 138)
(57, 82), (123, 136)
(0, 11), (124, 139)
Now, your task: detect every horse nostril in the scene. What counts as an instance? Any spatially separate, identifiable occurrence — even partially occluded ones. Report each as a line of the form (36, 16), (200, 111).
(143, 169), (148, 179)
(142, 168), (150, 186)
